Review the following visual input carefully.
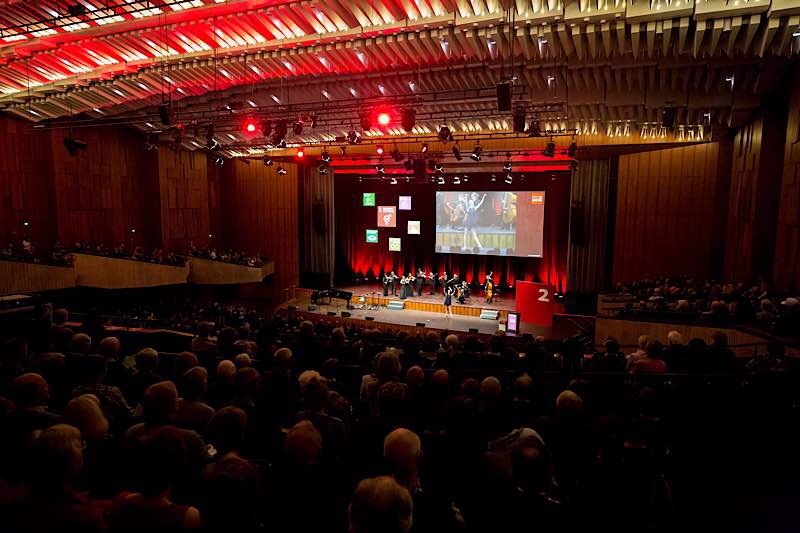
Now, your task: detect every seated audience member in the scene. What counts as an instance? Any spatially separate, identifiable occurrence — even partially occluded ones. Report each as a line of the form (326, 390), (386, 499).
(190, 323), (217, 358)
(626, 335), (650, 370)
(201, 407), (260, 533)
(8, 424), (106, 533)
(207, 360), (236, 410)
(109, 427), (202, 532)
(630, 340), (667, 374)
(234, 353), (253, 369)
(176, 367), (215, 434)
(126, 348), (166, 407)
(174, 352), (199, 378)
(50, 308), (74, 354)
(233, 325), (258, 356)
(69, 333), (93, 358)
(663, 331), (689, 372)
(216, 327), (239, 359)
(98, 336), (129, 388)
(594, 338), (627, 372)
(705, 331), (736, 373)
(5, 373), (62, 446)
(232, 367), (261, 418)
(349, 476), (413, 533)
(361, 351), (402, 406)
(297, 375), (347, 463)
(293, 321), (323, 370)
(72, 354), (133, 432)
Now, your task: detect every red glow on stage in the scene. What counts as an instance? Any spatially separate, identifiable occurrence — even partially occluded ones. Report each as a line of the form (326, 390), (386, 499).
(376, 146), (384, 156)
(244, 119), (257, 133)
(296, 148), (305, 158)
(377, 112), (391, 126)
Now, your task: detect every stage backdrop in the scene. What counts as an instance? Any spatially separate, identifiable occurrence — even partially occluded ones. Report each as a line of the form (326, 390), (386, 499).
(334, 171), (571, 292)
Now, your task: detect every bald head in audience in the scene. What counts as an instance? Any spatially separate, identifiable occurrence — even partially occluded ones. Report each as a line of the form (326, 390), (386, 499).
(349, 476), (413, 533)
(217, 359), (237, 384)
(98, 337), (120, 360)
(383, 428), (422, 490)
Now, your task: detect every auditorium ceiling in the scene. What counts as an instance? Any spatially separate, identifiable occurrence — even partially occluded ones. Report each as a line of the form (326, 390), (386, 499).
(0, 0), (798, 150)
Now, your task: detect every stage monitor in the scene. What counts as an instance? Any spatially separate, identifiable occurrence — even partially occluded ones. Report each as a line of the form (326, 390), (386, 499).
(435, 191), (545, 257)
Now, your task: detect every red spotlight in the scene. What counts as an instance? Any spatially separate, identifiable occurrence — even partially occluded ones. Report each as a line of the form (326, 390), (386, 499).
(244, 118), (257, 133)
(376, 145), (384, 156)
(377, 112), (391, 126)
(296, 148), (305, 158)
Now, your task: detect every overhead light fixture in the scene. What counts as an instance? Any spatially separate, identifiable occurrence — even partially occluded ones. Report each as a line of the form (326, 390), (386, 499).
(293, 121), (304, 135)
(377, 112), (391, 126)
(470, 144), (482, 161)
(390, 176), (398, 185)
(453, 176), (461, 185)
(213, 155), (225, 166)
(527, 120), (541, 137)
(263, 156), (273, 166)
(401, 109), (416, 132)
(244, 118), (257, 133)
(437, 176), (445, 185)
(296, 148), (305, 158)
(421, 143), (429, 154)
(503, 161), (512, 172)
(392, 146), (403, 162)
(321, 150), (332, 163)
(376, 164), (385, 174)
(542, 141), (555, 157)
(463, 175), (469, 184)
(438, 126), (452, 142)
(64, 137), (88, 156)
(277, 166), (288, 175)
(452, 145), (462, 160)
(504, 174), (513, 185)
(490, 174), (497, 182)
(346, 130), (361, 144)
(376, 145), (384, 156)
(206, 139), (221, 151)
(434, 162), (444, 173)
(403, 159), (413, 171)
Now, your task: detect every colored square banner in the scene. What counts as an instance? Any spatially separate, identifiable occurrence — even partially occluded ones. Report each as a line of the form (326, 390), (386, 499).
(377, 205), (397, 227)
(366, 229), (378, 243)
(388, 237), (402, 252)
(407, 220), (420, 235)
(363, 192), (376, 206)
(398, 195), (412, 210)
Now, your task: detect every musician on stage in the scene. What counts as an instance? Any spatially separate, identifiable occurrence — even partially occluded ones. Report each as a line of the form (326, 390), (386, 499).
(427, 271), (436, 294)
(416, 268), (425, 296)
(399, 274), (409, 299)
(457, 280), (469, 304)
(443, 285), (455, 317)
(407, 272), (416, 297)
(382, 272), (391, 296)
(389, 271), (398, 295)
(438, 271), (448, 294)
(485, 275), (494, 304)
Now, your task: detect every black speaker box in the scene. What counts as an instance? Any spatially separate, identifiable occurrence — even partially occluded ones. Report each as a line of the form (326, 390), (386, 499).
(342, 311), (351, 318)
(158, 104), (172, 126)
(365, 316), (375, 321)
(327, 311), (336, 316)
(416, 323), (426, 327)
(496, 82), (512, 111)
(662, 107), (676, 129)
(306, 305), (316, 311)
(469, 328), (479, 333)
(288, 305), (297, 311)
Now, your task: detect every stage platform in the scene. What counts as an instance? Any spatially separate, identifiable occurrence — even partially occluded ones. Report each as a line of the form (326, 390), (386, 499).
(280, 284), (559, 336)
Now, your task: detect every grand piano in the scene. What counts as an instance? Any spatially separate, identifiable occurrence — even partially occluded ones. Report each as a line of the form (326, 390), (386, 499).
(310, 289), (354, 308)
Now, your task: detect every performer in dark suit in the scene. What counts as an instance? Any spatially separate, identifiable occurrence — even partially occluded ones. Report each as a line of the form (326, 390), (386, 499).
(427, 271), (436, 295)
(416, 268), (425, 296)
(399, 275), (409, 299)
(389, 271), (398, 295)
(382, 272), (390, 296)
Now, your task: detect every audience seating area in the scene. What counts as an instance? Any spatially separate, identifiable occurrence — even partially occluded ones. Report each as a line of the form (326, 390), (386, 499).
(1, 306), (798, 532)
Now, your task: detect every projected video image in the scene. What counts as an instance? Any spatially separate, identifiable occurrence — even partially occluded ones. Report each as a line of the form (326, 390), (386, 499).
(435, 191), (545, 257)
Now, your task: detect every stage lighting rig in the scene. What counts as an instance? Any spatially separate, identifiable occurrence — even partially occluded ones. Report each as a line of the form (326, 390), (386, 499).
(296, 148), (305, 158)
(377, 112), (391, 127)
(376, 145), (384, 156)
(243, 117), (258, 134)
(292, 120), (304, 135)
(421, 143), (429, 154)
(277, 166), (288, 175)
(437, 176), (445, 185)
(438, 126), (453, 142)
(404, 159), (414, 171)
(346, 130), (362, 144)
(567, 142), (577, 158)
(401, 108), (416, 132)
(505, 174), (513, 184)
(213, 155), (225, 166)
(490, 175), (497, 182)
(272, 120), (288, 145)
(376, 164), (386, 174)
(434, 162), (444, 173)
(390, 177), (398, 185)
(470, 144), (483, 161)
(319, 165), (329, 175)
(503, 161), (512, 172)
(463, 175), (470, 184)
(263, 157), (273, 166)
(453, 176), (461, 185)
(542, 141), (555, 157)
(64, 137), (88, 156)
(321, 150), (332, 163)
(452, 145), (462, 161)
(527, 120), (541, 137)
(276, 139), (287, 149)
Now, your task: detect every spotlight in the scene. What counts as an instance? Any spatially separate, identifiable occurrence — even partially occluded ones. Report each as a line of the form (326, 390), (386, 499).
(214, 155), (225, 166)
(272, 120), (288, 144)
(452, 145), (462, 160)
(319, 165), (329, 175)
(277, 166), (288, 175)
(376, 164), (385, 174)
(453, 176), (461, 185)
(403, 159), (413, 171)
(276, 139), (287, 149)
(292, 121), (304, 135)
(434, 162), (444, 173)
(144, 134), (158, 151)
(463, 175), (469, 184)
(421, 143), (429, 154)
(206, 139), (221, 151)
(438, 126), (453, 142)
(392, 146), (403, 162)
(390, 176), (398, 185)
(543, 141), (555, 157)
(244, 118), (257, 133)
(490, 174), (497, 182)
(377, 112), (391, 126)
(340, 146), (348, 156)
(401, 108), (416, 132)
(64, 137), (88, 156)
(505, 174), (513, 185)
(470, 144), (482, 161)
(567, 142), (577, 158)
(321, 150), (332, 163)
(346, 130), (361, 144)
(504, 162), (512, 172)
(437, 176), (445, 185)
(296, 148), (305, 158)
(263, 157), (273, 166)
(376, 145), (384, 156)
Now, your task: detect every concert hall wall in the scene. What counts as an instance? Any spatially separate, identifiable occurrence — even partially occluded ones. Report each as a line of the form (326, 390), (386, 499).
(333, 171), (571, 292)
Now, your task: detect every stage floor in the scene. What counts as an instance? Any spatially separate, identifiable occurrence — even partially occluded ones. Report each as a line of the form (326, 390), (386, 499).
(334, 283), (518, 313)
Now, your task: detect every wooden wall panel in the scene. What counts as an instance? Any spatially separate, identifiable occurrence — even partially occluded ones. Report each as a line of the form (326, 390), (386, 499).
(220, 160), (299, 289)
(773, 65), (800, 290)
(613, 143), (727, 284)
(0, 115), (55, 248)
(157, 149), (210, 251)
(51, 126), (159, 248)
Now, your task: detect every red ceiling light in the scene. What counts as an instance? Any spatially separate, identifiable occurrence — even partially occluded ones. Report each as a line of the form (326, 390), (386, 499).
(296, 148), (305, 158)
(377, 112), (391, 126)
(244, 118), (257, 133)
(376, 145), (384, 156)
